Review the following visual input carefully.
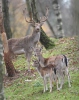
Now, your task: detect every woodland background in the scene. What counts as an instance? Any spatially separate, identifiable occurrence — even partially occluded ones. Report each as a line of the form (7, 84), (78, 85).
(4, 0), (79, 38)
(0, 0), (79, 100)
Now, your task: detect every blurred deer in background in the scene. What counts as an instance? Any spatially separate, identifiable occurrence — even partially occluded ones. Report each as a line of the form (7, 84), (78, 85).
(33, 46), (71, 90)
(8, 8), (49, 71)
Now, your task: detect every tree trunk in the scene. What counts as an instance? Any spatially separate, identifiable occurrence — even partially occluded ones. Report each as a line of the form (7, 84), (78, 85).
(0, 1), (4, 100)
(12, 6), (16, 35)
(40, 29), (55, 49)
(52, 0), (64, 38)
(26, 0), (55, 49)
(2, 32), (16, 77)
(2, 0), (12, 39)
(38, 0), (57, 38)
(26, 0), (32, 21)
(0, 38), (4, 100)
(0, 1), (16, 77)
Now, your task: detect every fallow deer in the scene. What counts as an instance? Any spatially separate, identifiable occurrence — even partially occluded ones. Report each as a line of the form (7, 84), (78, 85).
(33, 46), (71, 90)
(33, 59), (55, 92)
(8, 8), (49, 71)
(54, 55), (71, 90)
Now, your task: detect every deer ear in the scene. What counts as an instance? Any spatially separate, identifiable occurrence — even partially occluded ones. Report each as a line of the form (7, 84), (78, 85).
(32, 60), (34, 62)
(40, 22), (44, 26)
(39, 46), (43, 52)
(41, 46), (43, 49)
(31, 23), (35, 27)
(31, 46), (35, 51)
(39, 48), (41, 52)
(38, 59), (40, 62)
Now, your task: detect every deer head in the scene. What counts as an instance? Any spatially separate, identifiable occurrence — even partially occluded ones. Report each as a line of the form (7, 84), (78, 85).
(31, 45), (43, 57)
(23, 7), (49, 32)
(32, 59), (40, 68)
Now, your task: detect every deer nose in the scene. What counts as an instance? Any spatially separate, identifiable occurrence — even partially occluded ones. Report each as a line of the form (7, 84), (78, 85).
(37, 28), (40, 31)
(34, 54), (37, 56)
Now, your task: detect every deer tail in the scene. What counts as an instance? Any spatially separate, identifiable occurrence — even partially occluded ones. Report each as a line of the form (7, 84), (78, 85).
(62, 55), (68, 67)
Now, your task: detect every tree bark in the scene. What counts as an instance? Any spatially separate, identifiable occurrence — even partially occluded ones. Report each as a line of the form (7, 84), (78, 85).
(0, 1), (4, 100)
(2, 32), (16, 77)
(0, 1), (16, 77)
(38, 0), (57, 38)
(26, 0), (32, 21)
(2, 0), (12, 39)
(0, 38), (4, 100)
(26, 0), (55, 49)
(52, 0), (64, 38)
(4, 52), (16, 77)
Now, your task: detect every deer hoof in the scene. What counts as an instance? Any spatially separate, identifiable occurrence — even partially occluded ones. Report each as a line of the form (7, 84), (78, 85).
(57, 88), (61, 91)
(50, 90), (52, 93)
(69, 84), (71, 88)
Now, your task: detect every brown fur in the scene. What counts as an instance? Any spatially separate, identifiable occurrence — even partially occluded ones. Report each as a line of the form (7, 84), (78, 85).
(33, 60), (54, 92)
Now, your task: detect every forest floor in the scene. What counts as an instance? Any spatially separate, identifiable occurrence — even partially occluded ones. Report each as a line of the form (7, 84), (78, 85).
(4, 37), (79, 100)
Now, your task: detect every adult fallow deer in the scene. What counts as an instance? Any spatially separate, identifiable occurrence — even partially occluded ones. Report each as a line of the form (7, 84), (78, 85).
(8, 8), (49, 71)
(33, 46), (71, 90)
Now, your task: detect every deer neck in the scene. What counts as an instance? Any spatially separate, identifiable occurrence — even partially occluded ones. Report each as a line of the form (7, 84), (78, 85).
(37, 54), (45, 67)
(36, 63), (44, 77)
(31, 30), (40, 42)
(37, 54), (44, 62)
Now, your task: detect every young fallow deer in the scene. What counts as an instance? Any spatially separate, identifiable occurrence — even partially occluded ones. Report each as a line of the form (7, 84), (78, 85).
(8, 8), (49, 71)
(33, 59), (55, 92)
(33, 46), (71, 91)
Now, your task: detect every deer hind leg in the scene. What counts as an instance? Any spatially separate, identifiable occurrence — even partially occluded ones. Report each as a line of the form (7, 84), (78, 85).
(66, 67), (71, 87)
(54, 71), (61, 90)
(57, 74), (64, 91)
(56, 77), (60, 90)
(55, 74), (61, 90)
(59, 77), (64, 90)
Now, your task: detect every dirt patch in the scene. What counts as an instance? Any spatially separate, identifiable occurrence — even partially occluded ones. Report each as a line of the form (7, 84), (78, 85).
(3, 69), (36, 87)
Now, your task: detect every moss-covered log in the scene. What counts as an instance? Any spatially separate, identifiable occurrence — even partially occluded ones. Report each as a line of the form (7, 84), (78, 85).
(40, 29), (55, 49)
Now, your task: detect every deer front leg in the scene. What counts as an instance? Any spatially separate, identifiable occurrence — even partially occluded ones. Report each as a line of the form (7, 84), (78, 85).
(27, 58), (31, 72)
(49, 75), (53, 92)
(25, 53), (31, 72)
(43, 77), (47, 92)
(45, 78), (48, 91)
(56, 77), (60, 90)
